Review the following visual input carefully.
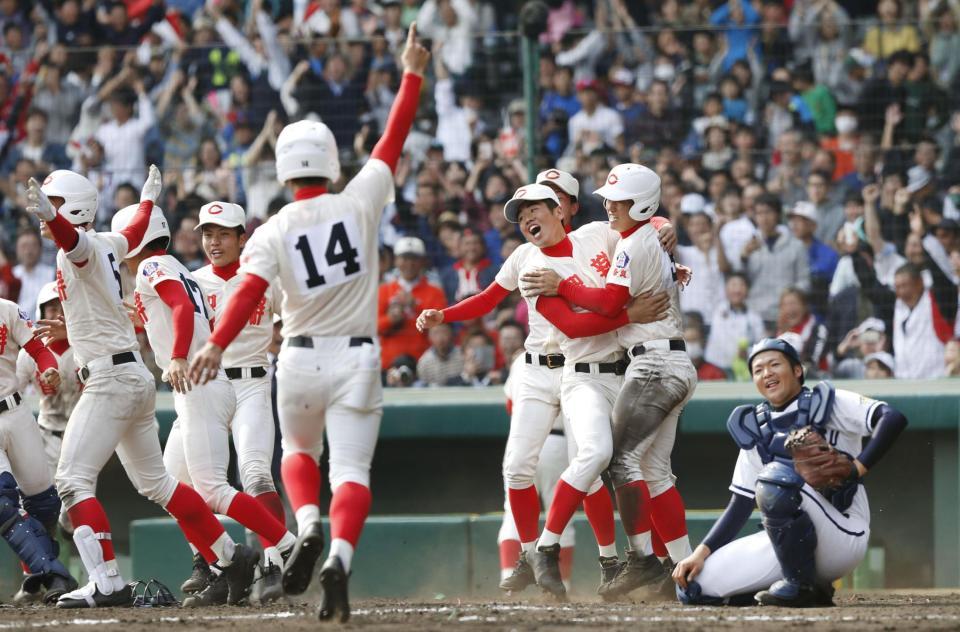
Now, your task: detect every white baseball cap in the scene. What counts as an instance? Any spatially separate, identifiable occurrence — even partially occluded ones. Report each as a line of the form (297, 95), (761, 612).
(536, 168), (580, 199)
(394, 236), (426, 257)
(864, 351), (895, 373)
(857, 317), (886, 335)
(503, 183), (561, 224)
(196, 201), (247, 230)
(680, 193), (707, 215)
(788, 201), (818, 226)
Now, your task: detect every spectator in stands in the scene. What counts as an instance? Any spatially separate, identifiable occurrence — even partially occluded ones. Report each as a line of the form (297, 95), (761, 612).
(47, 0), (98, 47)
(432, 46), (481, 163)
(705, 273), (766, 374)
(710, 0), (761, 73)
(945, 339), (960, 376)
(2, 109), (69, 176)
(567, 79), (623, 155)
(101, 0), (165, 47)
(440, 230), (495, 304)
(788, 200), (839, 318)
(378, 237), (447, 371)
(497, 320), (525, 368)
(741, 194), (811, 325)
(777, 287), (828, 372)
(892, 263), (952, 378)
(929, 0), (960, 90)
(417, 321), (464, 386)
(286, 52), (364, 150)
(858, 49), (912, 140)
(834, 317), (888, 379)
(12, 229), (53, 316)
(790, 0), (851, 91)
(801, 170), (843, 246)
(683, 312), (726, 381)
(631, 79), (684, 151)
(766, 130), (809, 207)
(180, 138), (235, 203)
(418, 0), (478, 76)
(452, 331), (498, 386)
(0, 243), (21, 304)
(31, 63), (87, 146)
(864, 351), (896, 378)
(171, 217), (204, 271)
(95, 81), (155, 190)
(676, 203), (726, 324)
(862, 0), (921, 59)
(385, 354), (418, 388)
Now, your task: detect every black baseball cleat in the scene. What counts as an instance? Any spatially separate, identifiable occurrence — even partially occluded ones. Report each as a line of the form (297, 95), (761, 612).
(43, 573), (79, 604)
(223, 544), (260, 605)
(181, 553), (213, 595)
(597, 555), (623, 602)
(755, 579), (834, 608)
(182, 574), (229, 608)
(499, 552), (535, 593)
(283, 522), (325, 595)
(258, 559), (284, 604)
(317, 556), (350, 623)
(13, 577), (43, 605)
(652, 559), (679, 601)
(598, 549), (667, 599)
(57, 581), (134, 608)
(529, 544), (567, 601)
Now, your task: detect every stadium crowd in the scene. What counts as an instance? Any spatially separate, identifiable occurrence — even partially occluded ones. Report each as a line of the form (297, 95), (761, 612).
(0, 0), (959, 385)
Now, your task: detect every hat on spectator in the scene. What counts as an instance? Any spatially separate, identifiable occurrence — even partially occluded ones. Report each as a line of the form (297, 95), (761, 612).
(575, 78), (601, 93)
(503, 183), (560, 224)
(196, 201), (246, 231)
(610, 68), (635, 87)
(680, 193), (707, 215)
(936, 218), (960, 233)
(508, 99), (525, 115)
(864, 351), (895, 373)
(193, 15), (215, 32)
(906, 165), (933, 193)
(788, 201), (818, 226)
(857, 317), (886, 335)
(437, 211), (460, 227)
(536, 168), (580, 200)
(394, 236), (426, 258)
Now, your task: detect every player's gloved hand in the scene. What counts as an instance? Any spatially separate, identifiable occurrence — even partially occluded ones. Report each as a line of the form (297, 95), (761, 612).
(520, 268), (562, 297)
(39, 367), (61, 392)
(25, 177), (57, 221)
(189, 342), (223, 385)
(626, 290), (670, 324)
(401, 23), (431, 78)
(657, 223), (678, 253)
(34, 315), (68, 344)
(140, 164), (162, 204)
(416, 309), (444, 332)
(164, 357), (193, 393)
(673, 544), (711, 590)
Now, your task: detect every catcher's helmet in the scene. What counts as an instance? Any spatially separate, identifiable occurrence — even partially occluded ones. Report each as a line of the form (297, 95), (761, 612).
(748, 337), (804, 384)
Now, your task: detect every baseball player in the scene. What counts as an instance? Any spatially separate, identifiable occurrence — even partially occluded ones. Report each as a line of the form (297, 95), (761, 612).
(189, 200), (286, 601)
(673, 338), (908, 606)
(418, 180), (675, 597)
(26, 169), (259, 609)
(523, 164), (697, 598)
(111, 202), (296, 607)
(189, 25), (431, 623)
(0, 296), (78, 604)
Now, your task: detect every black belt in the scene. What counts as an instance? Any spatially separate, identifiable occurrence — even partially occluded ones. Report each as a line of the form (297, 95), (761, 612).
(525, 352), (565, 369)
(225, 367), (268, 379)
(79, 352), (137, 382)
(549, 428), (564, 437)
(49, 429), (64, 438)
(574, 361), (624, 375)
(629, 340), (686, 357)
(0, 392), (21, 414)
(287, 336), (374, 348)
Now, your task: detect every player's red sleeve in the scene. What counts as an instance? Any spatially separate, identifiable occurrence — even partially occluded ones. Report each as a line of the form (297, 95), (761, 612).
(557, 280), (631, 318)
(118, 200), (155, 252)
(155, 279), (196, 360)
(441, 282), (511, 322)
(45, 213), (80, 254)
(209, 273), (269, 350)
(23, 337), (57, 373)
(650, 216), (668, 230)
(370, 72), (423, 172)
(505, 398), (513, 416)
(535, 295), (628, 339)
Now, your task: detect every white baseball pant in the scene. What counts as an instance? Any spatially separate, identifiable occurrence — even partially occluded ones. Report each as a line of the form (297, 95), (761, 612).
(276, 338), (382, 491)
(39, 429), (64, 480)
(0, 402), (53, 496)
(694, 488), (870, 598)
(557, 368), (622, 492)
(56, 362), (178, 510)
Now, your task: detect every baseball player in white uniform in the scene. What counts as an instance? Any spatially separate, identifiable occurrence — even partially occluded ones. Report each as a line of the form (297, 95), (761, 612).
(190, 200), (286, 601)
(0, 297), (78, 604)
(26, 169), (259, 609)
(189, 26), (431, 623)
(111, 202), (296, 607)
(673, 338), (908, 607)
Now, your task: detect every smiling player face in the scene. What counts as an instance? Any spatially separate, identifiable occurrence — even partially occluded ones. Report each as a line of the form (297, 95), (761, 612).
(201, 225), (246, 267)
(517, 201), (566, 248)
(604, 198), (636, 233)
(751, 350), (803, 407)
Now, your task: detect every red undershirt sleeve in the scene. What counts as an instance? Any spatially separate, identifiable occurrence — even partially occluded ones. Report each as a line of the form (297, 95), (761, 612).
(650, 216), (668, 230)
(23, 337), (57, 373)
(557, 280), (631, 318)
(441, 282), (511, 322)
(155, 279), (196, 360)
(370, 72), (423, 172)
(535, 295), (628, 339)
(209, 273), (270, 350)
(118, 200), (155, 252)
(46, 213), (80, 253)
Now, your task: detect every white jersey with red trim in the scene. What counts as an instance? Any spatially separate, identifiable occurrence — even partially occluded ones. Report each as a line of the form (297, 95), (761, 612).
(495, 243), (559, 356)
(17, 344), (81, 432)
(133, 254), (212, 370)
(239, 159), (393, 339)
(523, 222), (622, 364)
(0, 299), (37, 397)
(194, 265), (281, 369)
(56, 230), (138, 367)
(605, 223), (684, 348)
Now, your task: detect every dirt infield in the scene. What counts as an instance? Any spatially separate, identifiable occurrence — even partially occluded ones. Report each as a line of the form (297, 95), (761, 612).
(2, 592), (959, 631)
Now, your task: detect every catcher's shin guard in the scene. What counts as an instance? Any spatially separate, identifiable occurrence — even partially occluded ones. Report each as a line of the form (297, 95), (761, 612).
(756, 462), (817, 590)
(0, 473), (72, 582)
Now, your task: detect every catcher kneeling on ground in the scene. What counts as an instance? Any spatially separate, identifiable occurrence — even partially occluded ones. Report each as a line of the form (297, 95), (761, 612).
(673, 337), (907, 607)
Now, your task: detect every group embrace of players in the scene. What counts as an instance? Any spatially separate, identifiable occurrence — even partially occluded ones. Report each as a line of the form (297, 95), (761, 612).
(0, 24), (907, 620)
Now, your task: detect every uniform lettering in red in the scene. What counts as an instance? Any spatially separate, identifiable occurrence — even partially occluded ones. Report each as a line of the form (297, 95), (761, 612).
(134, 292), (149, 324)
(0, 324), (7, 355)
(590, 252), (611, 277)
(56, 269), (67, 301)
(249, 296), (266, 326)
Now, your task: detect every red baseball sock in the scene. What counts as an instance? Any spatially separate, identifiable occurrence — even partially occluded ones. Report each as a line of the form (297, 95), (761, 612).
(651, 527), (667, 559)
(254, 491), (287, 548)
(507, 486), (540, 544)
(329, 482), (371, 547)
(583, 486), (616, 547)
(20, 561), (29, 574)
(281, 454), (321, 512)
(499, 539), (522, 571)
(67, 498), (115, 561)
(544, 479), (586, 537)
(165, 484), (226, 560)
(649, 486), (688, 543)
(226, 492), (288, 545)
(614, 480), (652, 536)
(559, 547), (574, 580)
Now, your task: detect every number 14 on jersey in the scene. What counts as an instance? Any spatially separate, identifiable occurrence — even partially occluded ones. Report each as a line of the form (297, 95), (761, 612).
(287, 216), (366, 293)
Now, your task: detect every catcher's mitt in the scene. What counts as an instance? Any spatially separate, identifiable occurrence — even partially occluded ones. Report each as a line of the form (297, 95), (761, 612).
(784, 426), (857, 492)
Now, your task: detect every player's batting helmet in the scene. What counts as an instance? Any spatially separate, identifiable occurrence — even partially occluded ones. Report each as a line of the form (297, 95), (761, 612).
(40, 170), (98, 226)
(111, 203), (170, 258)
(34, 281), (59, 322)
(275, 120), (341, 184)
(593, 163), (661, 221)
